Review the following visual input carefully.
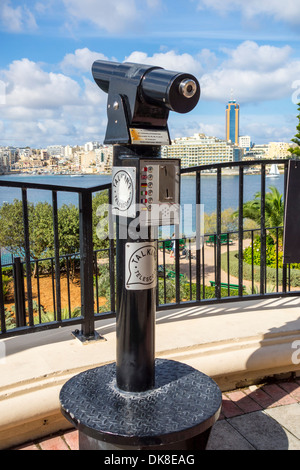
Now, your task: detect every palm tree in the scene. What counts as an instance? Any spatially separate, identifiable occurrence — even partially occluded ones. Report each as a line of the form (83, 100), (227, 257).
(235, 186), (284, 240)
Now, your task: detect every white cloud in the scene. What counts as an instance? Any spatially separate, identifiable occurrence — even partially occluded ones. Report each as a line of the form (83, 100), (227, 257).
(125, 50), (203, 76)
(2, 59), (82, 109)
(200, 41), (300, 104)
(60, 48), (111, 74)
(62, 0), (161, 33)
(222, 41), (292, 73)
(0, 57), (107, 146)
(196, 0), (300, 26)
(0, 0), (37, 32)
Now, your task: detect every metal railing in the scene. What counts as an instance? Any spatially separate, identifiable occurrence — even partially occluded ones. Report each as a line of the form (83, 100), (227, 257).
(0, 158), (299, 338)
(0, 179), (114, 338)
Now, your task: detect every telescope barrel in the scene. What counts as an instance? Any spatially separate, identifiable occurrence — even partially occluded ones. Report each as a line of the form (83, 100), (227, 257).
(141, 68), (200, 114)
(92, 60), (200, 114)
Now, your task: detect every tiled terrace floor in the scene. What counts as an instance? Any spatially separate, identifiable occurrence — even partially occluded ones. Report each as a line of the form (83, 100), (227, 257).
(11, 377), (300, 451)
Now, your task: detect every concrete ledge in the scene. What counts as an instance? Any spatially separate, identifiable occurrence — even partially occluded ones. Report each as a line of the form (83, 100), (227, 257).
(0, 296), (300, 449)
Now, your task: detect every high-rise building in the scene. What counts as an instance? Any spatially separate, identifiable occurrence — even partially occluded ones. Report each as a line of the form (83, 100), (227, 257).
(226, 99), (240, 145)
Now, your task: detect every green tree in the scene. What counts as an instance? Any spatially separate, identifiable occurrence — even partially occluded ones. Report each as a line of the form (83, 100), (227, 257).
(288, 101), (300, 159)
(92, 190), (110, 251)
(31, 202), (54, 258)
(57, 203), (80, 255)
(236, 186), (284, 241)
(0, 199), (34, 257)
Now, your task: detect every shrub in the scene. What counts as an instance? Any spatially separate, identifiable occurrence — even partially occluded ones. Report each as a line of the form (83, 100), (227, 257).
(221, 250), (300, 287)
(243, 236), (300, 270)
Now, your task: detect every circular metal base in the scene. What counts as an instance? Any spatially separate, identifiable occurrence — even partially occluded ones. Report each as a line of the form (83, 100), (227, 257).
(60, 359), (222, 450)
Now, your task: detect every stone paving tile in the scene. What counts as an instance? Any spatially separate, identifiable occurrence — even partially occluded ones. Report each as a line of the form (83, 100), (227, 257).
(206, 419), (255, 450)
(261, 383), (298, 407)
(278, 381), (300, 400)
(243, 385), (275, 409)
(39, 436), (69, 451)
(227, 410), (291, 450)
(63, 430), (79, 450)
(221, 395), (244, 418)
(264, 403), (300, 441)
(224, 390), (263, 413)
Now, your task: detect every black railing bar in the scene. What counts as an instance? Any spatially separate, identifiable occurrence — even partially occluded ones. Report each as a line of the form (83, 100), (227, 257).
(202, 241), (205, 299)
(276, 227), (279, 292)
(52, 191), (61, 322)
(0, 180), (111, 194)
(175, 224), (180, 304)
(180, 158), (289, 174)
(2, 247), (111, 266)
(238, 165), (244, 297)
(215, 167), (222, 299)
(251, 230), (254, 294)
(226, 234), (230, 296)
(21, 188), (34, 327)
(188, 238), (192, 300)
(35, 260), (42, 323)
(66, 256), (71, 317)
(260, 164), (266, 294)
(196, 171), (201, 301)
(0, 317), (86, 339)
(163, 241), (167, 304)
(282, 161), (289, 293)
(50, 258), (56, 320)
(78, 191), (95, 338)
(0, 253), (6, 334)
(94, 252), (100, 314)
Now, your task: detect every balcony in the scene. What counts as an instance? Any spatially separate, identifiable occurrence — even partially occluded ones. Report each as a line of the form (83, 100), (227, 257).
(0, 159), (299, 449)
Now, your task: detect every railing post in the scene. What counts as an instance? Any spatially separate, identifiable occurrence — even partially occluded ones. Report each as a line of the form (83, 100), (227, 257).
(75, 190), (103, 342)
(238, 165), (244, 296)
(13, 257), (26, 328)
(0, 253), (6, 334)
(215, 167), (222, 299)
(260, 163), (266, 294)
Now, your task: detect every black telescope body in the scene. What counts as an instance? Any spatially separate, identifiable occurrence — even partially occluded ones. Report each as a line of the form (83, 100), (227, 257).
(92, 60), (200, 144)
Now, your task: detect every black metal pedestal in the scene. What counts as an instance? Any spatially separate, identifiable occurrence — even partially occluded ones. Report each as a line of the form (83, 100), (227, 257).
(60, 359), (222, 450)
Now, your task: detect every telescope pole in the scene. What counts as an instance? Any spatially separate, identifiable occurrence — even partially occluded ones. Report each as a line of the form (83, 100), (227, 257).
(113, 144), (159, 392)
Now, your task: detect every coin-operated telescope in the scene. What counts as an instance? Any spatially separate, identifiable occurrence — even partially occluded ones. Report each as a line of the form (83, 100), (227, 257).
(60, 59), (221, 451)
(92, 60), (200, 145)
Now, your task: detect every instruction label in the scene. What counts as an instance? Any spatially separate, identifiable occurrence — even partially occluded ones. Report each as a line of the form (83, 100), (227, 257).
(129, 128), (170, 145)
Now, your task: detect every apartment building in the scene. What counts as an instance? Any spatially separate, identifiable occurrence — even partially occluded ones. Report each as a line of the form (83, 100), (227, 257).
(161, 134), (243, 167)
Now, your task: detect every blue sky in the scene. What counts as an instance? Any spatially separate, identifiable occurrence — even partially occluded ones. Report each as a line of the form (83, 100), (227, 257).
(0, 0), (300, 148)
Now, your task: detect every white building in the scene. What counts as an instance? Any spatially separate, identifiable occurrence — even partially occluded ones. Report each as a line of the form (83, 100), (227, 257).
(161, 134), (243, 167)
(268, 142), (290, 159)
(239, 135), (252, 151)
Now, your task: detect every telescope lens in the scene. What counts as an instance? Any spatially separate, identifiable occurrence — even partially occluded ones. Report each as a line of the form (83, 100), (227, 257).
(179, 79), (197, 98)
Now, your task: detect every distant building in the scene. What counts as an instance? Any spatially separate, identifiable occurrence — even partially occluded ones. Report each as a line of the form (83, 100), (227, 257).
(244, 144), (269, 160)
(243, 142), (290, 160)
(239, 135), (252, 151)
(161, 134), (243, 167)
(267, 142), (290, 159)
(226, 100), (240, 145)
(47, 145), (64, 157)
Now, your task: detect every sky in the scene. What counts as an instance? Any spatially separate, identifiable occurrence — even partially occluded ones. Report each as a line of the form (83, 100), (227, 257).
(0, 0), (300, 148)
